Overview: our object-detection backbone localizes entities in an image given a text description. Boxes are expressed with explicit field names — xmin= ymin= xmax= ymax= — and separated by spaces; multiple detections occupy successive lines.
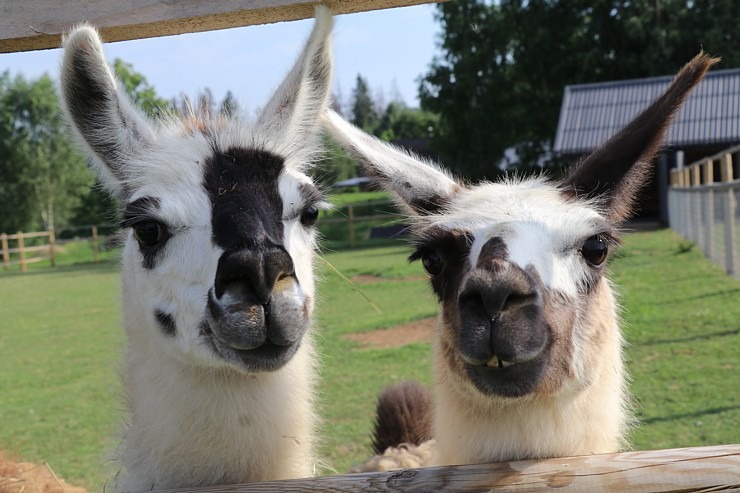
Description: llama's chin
xmin=199 ymin=321 xmax=304 ymax=372
xmin=463 ymin=353 xmax=548 ymax=398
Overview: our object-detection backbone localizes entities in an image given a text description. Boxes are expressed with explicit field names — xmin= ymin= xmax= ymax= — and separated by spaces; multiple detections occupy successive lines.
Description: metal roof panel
xmin=554 ymin=68 xmax=740 ymax=153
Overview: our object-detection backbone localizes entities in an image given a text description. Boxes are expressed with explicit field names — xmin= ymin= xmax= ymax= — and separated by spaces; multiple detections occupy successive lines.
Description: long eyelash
xmin=409 ymin=228 xmax=472 ymax=263
xmin=282 ymin=200 xmax=331 ymax=222
xmin=408 ymin=246 xmax=425 ymax=263
xmin=600 ymin=232 xmax=621 ymax=247
xmin=121 ymin=197 xmax=161 ymax=228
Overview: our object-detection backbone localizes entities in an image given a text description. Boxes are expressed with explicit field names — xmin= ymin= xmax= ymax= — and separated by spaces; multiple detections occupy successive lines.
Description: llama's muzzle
xmin=456 ymin=261 xmax=550 ymax=396
xmin=203 ymin=245 xmax=310 ymax=371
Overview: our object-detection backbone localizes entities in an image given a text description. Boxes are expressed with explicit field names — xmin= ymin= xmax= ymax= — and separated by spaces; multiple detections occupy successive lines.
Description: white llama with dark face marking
xmin=60 ymin=8 xmax=333 ymax=491
xmin=324 ymin=53 xmax=715 ymax=468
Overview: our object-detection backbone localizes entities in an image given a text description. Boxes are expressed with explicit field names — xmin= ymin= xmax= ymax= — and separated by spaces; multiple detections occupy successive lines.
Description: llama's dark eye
xmin=581 ymin=235 xmax=608 ymax=266
xmin=133 ymin=221 xmax=168 ymax=247
xmin=421 ymin=250 xmax=444 ymax=277
xmin=300 ymin=205 xmax=319 ymax=227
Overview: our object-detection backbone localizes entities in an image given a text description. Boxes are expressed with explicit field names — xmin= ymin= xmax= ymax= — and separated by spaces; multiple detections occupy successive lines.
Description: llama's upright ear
xmin=60 ymin=24 xmax=154 ymax=199
xmin=256 ymin=6 xmax=334 ymax=149
xmin=322 ymin=109 xmax=461 ymax=216
xmin=563 ymin=52 xmax=718 ymax=224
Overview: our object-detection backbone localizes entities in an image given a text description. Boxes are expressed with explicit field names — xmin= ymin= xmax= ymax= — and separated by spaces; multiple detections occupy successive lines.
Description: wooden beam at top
xmin=0 ymin=0 xmax=445 ymax=54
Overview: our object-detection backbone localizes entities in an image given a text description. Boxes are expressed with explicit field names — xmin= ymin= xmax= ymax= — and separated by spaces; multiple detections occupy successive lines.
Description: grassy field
xmin=0 ymin=228 xmax=738 ymax=489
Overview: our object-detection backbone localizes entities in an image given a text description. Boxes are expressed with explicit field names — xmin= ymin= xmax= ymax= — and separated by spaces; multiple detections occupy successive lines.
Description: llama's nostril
xmin=214 ymin=245 xmax=295 ymax=304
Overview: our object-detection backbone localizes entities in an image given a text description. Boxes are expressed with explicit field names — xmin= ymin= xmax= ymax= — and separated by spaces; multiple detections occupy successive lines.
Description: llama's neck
xmin=116 ymin=332 xmax=316 ymax=491
xmin=432 ymin=289 xmax=628 ymax=465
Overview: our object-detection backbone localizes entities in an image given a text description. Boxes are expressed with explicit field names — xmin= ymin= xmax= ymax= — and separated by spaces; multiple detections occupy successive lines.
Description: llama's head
xmin=324 ymin=54 xmax=715 ymax=400
xmin=60 ymin=8 xmax=333 ymax=373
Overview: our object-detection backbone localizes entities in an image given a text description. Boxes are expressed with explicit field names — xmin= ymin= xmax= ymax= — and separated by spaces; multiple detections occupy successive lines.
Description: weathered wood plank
xmin=149 ymin=444 xmax=740 ymax=493
xmin=0 ymin=0 xmax=444 ymax=54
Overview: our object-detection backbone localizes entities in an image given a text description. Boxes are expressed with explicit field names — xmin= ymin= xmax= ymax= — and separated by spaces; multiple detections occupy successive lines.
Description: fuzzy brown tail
xmin=371 ymin=380 xmax=433 ymax=454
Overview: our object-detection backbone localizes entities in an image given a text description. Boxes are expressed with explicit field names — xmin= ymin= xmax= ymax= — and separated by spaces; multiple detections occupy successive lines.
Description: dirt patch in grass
xmin=343 ymin=317 xmax=435 ymax=349
xmin=0 ymin=453 xmax=87 ymax=493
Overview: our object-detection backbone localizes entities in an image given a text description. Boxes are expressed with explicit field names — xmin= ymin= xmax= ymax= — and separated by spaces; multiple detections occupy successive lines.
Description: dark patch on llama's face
xmin=423 ymin=234 xmax=557 ymax=398
xmin=203 ymin=147 xmax=285 ymax=250
xmin=155 ymin=310 xmax=177 ymax=336
xmin=121 ymin=196 xmax=170 ymax=270
xmin=409 ymin=227 xmax=472 ymax=301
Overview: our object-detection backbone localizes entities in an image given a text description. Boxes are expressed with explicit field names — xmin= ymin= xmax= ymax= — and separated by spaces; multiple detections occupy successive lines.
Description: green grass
xmin=611 ymin=229 xmax=740 ymax=450
xmin=0 ymin=229 xmax=738 ymax=489
xmin=327 ymin=191 xmax=391 ymax=207
xmin=314 ymin=246 xmax=436 ymax=474
xmin=0 ymin=261 xmax=123 ymax=489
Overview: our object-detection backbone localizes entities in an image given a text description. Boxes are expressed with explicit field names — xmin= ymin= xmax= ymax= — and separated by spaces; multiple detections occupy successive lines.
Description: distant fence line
xmin=0 ymin=201 xmax=400 ymax=273
xmin=320 ymin=199 xmax=401 ymax=248
xmin=0 ymin=224 xmax=112 ymax=272
xmin=668 ymin=145 xmax=739 ymax=278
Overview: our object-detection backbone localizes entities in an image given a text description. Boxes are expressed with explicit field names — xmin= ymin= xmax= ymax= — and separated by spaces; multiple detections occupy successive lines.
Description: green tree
xmin=376 ymin=102 xmax=440 ymax=141
xmin=113 ymin=59 xmax=172 ymax=118
xmin=219 ymin=90 xmax=239 ymax=117
xmin=420 ymin=0 xmax=740 ymax=179
xmin=350 ymin=75 xmax=379 ymax=132
xmin=0 ymin=72 xmax=92 ymax=233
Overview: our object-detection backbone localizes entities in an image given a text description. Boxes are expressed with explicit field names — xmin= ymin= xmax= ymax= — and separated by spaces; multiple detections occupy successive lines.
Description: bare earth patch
xmin=343 ymin=317 xmax=435 ymax=349
xmin=0 ymin=453 xmax=87 ymax=493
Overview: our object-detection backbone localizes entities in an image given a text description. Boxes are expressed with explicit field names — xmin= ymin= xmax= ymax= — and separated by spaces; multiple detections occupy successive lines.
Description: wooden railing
xmin=320 ymin=199 xmax=402 ymax=248
xmin=669 ymin=146 xmax=739 ymax=278
xmin=0 ymin=230 xmax=56 ymax=272
xmin=149 ymin=444 xmax=740 ymax=493
xmin=1 ymin=225 xmax=109 ymax=272
xmin=0 ymin=0 xmax=445 ymax=54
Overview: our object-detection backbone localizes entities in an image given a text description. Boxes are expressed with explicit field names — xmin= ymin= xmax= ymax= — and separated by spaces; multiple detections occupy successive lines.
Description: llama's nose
xmin=214 ymin=245 xmax=295 ymax=304
xmin=458 ymin=262 xmax=545 ymax=365
xmin=460 ymin=263 xmax=538 ymax=320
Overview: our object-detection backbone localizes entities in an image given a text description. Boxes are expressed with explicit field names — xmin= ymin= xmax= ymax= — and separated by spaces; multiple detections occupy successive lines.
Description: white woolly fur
xmin=60 ymin=6 xmax=333 ymax=491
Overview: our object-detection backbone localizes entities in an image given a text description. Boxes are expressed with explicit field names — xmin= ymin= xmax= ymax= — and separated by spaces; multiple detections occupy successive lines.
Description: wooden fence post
xmin=92 ymin=225 xmax=100 ymax=263
xmin=720 ymin=153 xmax=736 ymax=276
xmin=348 ymin=205 xmax=356 ymax=249
xmin=17 ymin=231 xmax=26 ymax=273
xmin=702 ymin=160 xmax=714 ymax=259
xmin=1 ymin=233 xmax=9 ymax=271
xmin=48 ymin=228 xmax=56 ymax=267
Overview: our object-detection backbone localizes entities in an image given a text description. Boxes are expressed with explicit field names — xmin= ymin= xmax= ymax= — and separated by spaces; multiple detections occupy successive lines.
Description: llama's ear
xmin=563 ymin=52 xmax=718 ymax=224
xmin=60 ymin=24 xmax=154 ymax=199
xmin=322 ymin=109 xmax=461 ymax=216
xmin=256 ymin=6 xmax=334 ymax=148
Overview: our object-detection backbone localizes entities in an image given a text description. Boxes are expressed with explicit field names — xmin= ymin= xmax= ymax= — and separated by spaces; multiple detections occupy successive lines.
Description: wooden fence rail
xmin=0 ymin=0 xmax=445 ymax=54
xmin=669 ymin=147 xmax=739 ymax=278
xmin=321 ymin=200 xmax=402 ymax=248
xmin=1 ymin=225 xmax=108 ymax=272
xmin=0 ymin=230 xmax=55 ymax=272
xmin=149 ymin=444 xmax=740 ymax=493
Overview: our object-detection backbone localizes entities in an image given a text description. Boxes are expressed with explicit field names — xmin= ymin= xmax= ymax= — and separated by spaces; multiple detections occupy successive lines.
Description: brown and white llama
xmin=60 ymin=8 xmax=333 ymax=491
xmin=324 ymin=53 xmax=716 ymax=469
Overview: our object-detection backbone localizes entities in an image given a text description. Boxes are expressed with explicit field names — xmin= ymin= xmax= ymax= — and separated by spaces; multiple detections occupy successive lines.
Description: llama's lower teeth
xmin=486 ymin=358 xmax=515 ymax=368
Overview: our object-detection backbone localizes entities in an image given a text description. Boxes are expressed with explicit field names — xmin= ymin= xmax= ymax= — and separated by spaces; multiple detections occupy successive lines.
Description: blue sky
xmin=0 ymin=4 xmax=441 ymax=112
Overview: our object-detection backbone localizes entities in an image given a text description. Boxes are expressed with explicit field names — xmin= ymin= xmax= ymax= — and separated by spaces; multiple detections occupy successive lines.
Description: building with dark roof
xmin=554 ymin=68 xmax=740 ymax=221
